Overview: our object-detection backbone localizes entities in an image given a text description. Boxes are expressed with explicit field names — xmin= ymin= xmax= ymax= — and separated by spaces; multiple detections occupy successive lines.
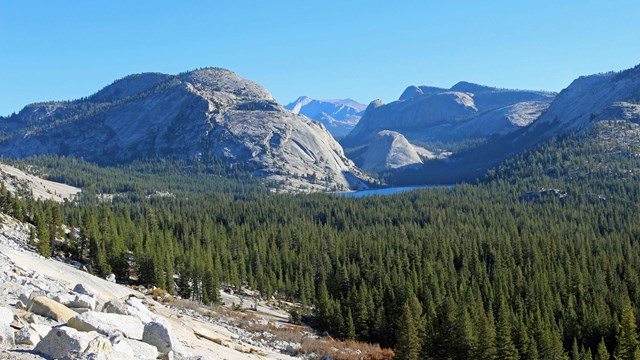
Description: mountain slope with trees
xmin=3 ymin=118 xmax=640 ymax=358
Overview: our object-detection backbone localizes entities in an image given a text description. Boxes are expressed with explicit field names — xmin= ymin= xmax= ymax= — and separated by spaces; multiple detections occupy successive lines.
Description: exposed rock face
xmin=530 ymin=64 xmax=640 ymax=134
xmin=360 ymin=131 xmax=431 ymax=171
xmin=387 ymin=64 xmax=640 ymax=185
xmin=285 ymin=96 xmax=366 ymax=138
xmin=0 ymin=163 xmax=81 ymax=203
xmin=0 ymin=68 xmax=369 ymax=192
xmin=398 ymin=85 xmax=448 ymax=100
xmin=343 ymin=82 xmax=555 ymax=148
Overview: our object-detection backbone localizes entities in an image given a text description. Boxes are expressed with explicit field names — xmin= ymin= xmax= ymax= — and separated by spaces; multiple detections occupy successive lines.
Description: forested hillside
xmin=2 ymin=121 xmax=640 ymax=359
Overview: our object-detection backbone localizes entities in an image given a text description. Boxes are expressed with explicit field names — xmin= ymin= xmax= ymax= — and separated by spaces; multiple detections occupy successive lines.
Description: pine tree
xmin=472 ymin=310 xmax=497 ymax=360
xmin=571 ymin=338 xmax=580 ymax=360
xmin=176 ymin=262 xmax=192 ymax=300
xmin=315 ymin=279 xmax=332 ymax=332
xmin=596 ymin=337 xmax=610 ymax=360
xmin=616 ymin=298 xmax=640 ymax=360
xmin=35 ymin=211 xmax=51 ymax=258
xmin=395 ymin=303 xmax=420 ymax=360
xmin=496 ymin=301 xmax=518 ymax=360
xmin=28 ymin=227 xmax=36 ymax=246
xmin=526 ymin=337 xmax=539 ymax=360
xmin=345 ymin=308 xmax=356 ymax=340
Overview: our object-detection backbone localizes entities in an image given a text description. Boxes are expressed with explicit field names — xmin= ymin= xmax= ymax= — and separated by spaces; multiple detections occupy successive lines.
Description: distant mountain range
xmin=383 ymin=64 xmax=640 ymax=185
xmin=342 ymin=82 xmax=556 ymax=148
xmin=2 ymin=63 xmax=639 ymax=190
xmin=0 ymin=68 xmax=370 ymax=192
xmin=285 ymin=97 xmax=366 ymax=138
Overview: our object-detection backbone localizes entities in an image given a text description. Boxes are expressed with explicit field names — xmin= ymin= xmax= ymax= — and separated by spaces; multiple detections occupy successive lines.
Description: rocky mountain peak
xmin=360 ymin=130 xmax=423 ymax=171
xmin=343 ymin=81 xmax=555 ymax=149
xmin=0 ymin=68 xmax=371 ymax=192
xmin=531 ymin=63 xmax=640 ymax=133
xmin=449 ymin=81 xmax=497 ymax=93
xmin=366 ymin=99 xmax=385 ymax=110
xmin=398 ymin=85 xmax=448 ymax=101
xmin=179 ymin=68 xmax=274 ymax=102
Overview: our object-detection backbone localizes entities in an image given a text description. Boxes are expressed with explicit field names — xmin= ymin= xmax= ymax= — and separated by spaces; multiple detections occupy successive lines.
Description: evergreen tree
xmin=571 ymin=338 xmax=580 ymax=360
xmin=496 ymin=301 xmax=518 ymax=360
xmin=472 ymin=310 xmax=497 ymax=360
xmin=395 ymin=303 xmax=420 ymax=360
xmin=35 ymin=211 xmax=51 ymax=257
xmin=314 ymin=279 xmax=332 ymax=332
xmin=596 ymin=337 xmax=609 ymax=360
xmin=345 ymin=308 xmax=356 ymax=340
xmin=616 ymin=299 xmax=640 ymax=360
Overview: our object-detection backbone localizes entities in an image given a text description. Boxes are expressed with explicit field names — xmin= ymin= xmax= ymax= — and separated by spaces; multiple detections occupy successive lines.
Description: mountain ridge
xmin=0 ymin=68 xmax=370 ymax=192
xmin=342 ymin=82 xmax=555 ymax=148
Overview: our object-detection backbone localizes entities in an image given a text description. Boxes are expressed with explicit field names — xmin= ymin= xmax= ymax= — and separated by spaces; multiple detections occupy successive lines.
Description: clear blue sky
xmin=1 ymin=1 xmax=639 ymax=116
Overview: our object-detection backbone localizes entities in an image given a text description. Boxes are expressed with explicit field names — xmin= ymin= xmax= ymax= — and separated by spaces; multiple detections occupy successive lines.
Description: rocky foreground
xmin=0 ymin=213 xmax=298 ymax=360
xmin=0 ymin=213 xmax=391 ymax=360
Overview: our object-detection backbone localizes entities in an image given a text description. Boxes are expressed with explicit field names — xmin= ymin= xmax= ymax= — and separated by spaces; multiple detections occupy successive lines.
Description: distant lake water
xmin=341 ymin=185 xmax=453 ymax=198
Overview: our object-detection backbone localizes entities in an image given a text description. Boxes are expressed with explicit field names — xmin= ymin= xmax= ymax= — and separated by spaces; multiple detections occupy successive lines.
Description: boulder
xmin=52 ymin=292 xmax=76 ymax=306
xmin=83 ymin=336 xmax=113 ymax=355
xmin=80 ymin=336 xmax=136 ymax=360
xmin=0 ymin=323 xmax=15 ymax=347
xmin=124 ymin=338 xmax=159 ymax=359
xmin=73 ymin=294 xmax=97 ymax=310
xmin=142 ymin=320 xmax=179 ymax=355
xmin=106 ymin=274 xmax=116 ymax=283
xmin=0 ymin=306 xmax=13 ymax=327
xmin=30 ymin=296 xmax=78 ymax=322
xmin=124 ymin=297 xmax=156 ymax=324
xmin=68 ymin=311 xmax=144 ymax=340
xmin=109 ymin=334 xmax=135 ymax=357
xmin=103 ymin=299 xmax=127 ymax=315
xmin=16 ymin=287 xmax=45 ymax=308
xmin=15 ymin=325 xmax=41 ymax=345
xmin=34 ymin=326 xmax=97 ymax=359
xmin=54 ymin=292 xmax=97 ymax=310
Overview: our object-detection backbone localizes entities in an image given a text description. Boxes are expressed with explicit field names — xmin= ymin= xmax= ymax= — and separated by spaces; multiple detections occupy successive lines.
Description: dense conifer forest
xmin=2 ymin=123 xmax=640 ymax=359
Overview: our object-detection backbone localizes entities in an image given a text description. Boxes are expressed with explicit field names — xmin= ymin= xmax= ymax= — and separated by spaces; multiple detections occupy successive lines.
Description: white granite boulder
xmin=68 ymin=311 xmax=144 ymax=340
xmin=142 ymin=320 xmax=179 ymax=356
xmin=34 ymin=326 xmax=98 ymax=359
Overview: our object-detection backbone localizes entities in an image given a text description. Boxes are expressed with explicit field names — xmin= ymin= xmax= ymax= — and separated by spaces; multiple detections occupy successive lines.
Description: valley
xmin=0 ymin=62 xmax=640 ymax=359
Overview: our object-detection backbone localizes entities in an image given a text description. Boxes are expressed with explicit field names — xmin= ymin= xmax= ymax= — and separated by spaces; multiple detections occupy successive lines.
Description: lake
xmin=341 ymin=185 xmax=452 ymax=198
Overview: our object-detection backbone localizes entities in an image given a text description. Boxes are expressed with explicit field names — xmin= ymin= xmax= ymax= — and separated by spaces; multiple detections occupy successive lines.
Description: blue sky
xmin=1 ymin=1 xmax=639 ymax=116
